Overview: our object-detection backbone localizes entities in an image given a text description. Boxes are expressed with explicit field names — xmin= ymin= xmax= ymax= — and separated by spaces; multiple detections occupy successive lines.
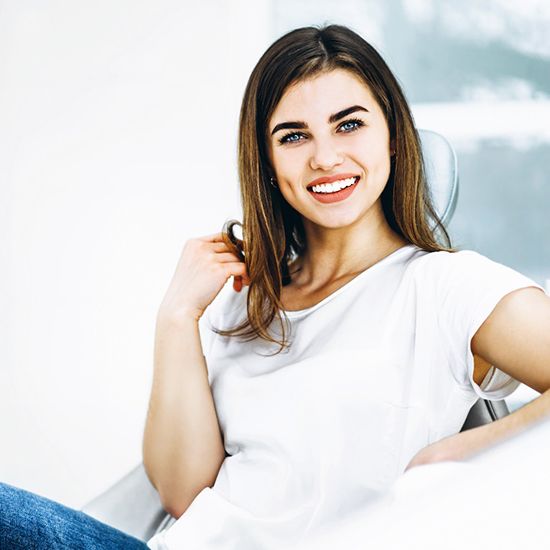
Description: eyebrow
xmin=270 ymin=105 xmax=369 ymax=136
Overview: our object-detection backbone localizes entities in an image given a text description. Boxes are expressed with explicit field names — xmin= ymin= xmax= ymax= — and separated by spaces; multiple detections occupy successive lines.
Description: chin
xmin=311 ymin=215 xmax=361 ymax=230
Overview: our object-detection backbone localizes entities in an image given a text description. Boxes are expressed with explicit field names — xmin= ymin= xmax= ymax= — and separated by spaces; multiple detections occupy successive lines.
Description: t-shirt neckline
xmin=280 ymin=244 xmax=418 ymax=318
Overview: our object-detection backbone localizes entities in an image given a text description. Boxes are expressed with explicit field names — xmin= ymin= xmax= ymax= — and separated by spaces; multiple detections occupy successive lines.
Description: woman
xmin=144 ymin=23 xmax=550 ymax=550
xmin=2 ymin=23 xmax=549 ymax=550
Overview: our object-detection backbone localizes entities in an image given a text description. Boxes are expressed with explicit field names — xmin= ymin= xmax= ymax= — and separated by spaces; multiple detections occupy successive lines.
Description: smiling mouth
xmin=307 ymin=176 xmax=360 ymax=194
xmin=306 ymin=176 xmax=361 ymax=204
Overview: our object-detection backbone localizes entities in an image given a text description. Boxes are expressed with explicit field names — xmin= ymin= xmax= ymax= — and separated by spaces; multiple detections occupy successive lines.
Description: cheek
xmin=273 ymin=146 xmax=303 ymax=167
xmin=373 ymin=154 xmax=392 ymax=184
xmin=279 ymin=181 xmax=304 ymax=206
xmin=355 ymin=143 xmax=390 ymax=172
xmin=354 ymin=146 xmax=391 ymax=191
xmin=270 ymin=148 xmax=289 ymax=176
xmin=272 ymin=153 xmax=307 ymax=191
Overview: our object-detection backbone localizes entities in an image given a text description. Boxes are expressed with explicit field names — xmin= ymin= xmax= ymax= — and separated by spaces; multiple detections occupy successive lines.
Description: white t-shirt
xmin=147 ymin=244 xmax=544 ymax=550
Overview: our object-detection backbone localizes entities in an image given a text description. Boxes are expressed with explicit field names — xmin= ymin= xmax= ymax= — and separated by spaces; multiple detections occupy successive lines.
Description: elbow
xmin=159 ymin=486 xmax=200 ymax=520
xmin=158 ymin=469 xmax=223 ymax=520
xmin=145 ymin=451 xmax=226 ymax=520
xmin=157 ymin=473 xmax=216 ymax=520
xmin=141 ymin=457 xmax=188 ymax=518
xmin=162 ymin=499 xmax=187 ymax=520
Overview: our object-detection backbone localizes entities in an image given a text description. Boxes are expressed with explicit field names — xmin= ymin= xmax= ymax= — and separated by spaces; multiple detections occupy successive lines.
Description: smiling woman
xmin=3 ymin=21 xmax=548 ymax=550
xmin=268 ymin=70 xmax=396 ymax=233
xmin=140 ymin=25 xmax=550 ymax=550
xmin=214 ymin=25 xmax=454 ymax=353
xmin=142 ymin=23 xmax=549 ymax=550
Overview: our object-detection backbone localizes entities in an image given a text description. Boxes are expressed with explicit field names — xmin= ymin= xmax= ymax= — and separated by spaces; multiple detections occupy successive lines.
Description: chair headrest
xmin=418 ymin=129 xmax=459 ymax=226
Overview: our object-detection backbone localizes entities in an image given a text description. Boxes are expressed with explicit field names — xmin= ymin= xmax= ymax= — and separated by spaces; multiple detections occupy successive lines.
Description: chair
xmin=81 ymin=462 xmax=173 ymax=542
xmin=417 ymin=130 xmax=512 ymax=427
xmin=80 ymin=129 xmax=510 ymax=542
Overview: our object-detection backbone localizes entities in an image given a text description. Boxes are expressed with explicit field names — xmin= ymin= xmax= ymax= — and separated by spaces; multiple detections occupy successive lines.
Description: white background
xmin=1 ymin=0 xmax=271 ymax=508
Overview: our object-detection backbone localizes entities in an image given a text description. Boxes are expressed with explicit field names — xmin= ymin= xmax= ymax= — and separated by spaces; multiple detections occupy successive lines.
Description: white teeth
xmin=310 ymin=177 xmax=357 ymax=194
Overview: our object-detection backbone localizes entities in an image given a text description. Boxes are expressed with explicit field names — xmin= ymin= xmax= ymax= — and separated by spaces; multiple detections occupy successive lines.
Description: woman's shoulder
xmin=408 ymin=247 xmax=494 ymax=272
xmin=407 ymin=246 xmax=542 ymax=301
xmin=402 ymin=247 xmax=516 ymax=294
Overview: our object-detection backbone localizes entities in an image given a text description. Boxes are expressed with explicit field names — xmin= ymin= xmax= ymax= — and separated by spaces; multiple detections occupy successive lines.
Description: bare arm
xmin=142 ymin=313 xmax=225 ymax=519
xmin=406 ymin=287 xmax=550 ymax=471
xmin=141 ymin=232 xmax=249 ymax=518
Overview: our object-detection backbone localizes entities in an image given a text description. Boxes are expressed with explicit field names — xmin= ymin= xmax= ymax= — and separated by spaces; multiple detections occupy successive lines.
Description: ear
xmin=390 ymin=139 xmax=396 ymax=156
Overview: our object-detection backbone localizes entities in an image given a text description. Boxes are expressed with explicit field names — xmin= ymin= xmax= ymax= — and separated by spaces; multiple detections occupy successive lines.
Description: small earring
xmin=270 ymin=176 xmax=278 ymax=188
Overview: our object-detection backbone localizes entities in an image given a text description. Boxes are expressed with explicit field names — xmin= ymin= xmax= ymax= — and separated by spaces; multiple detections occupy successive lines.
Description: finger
xmin=215 ymin=252 xmax=246 ymax=263
xmin=198 ymin=232 xmax=225 ymax=243
xmin=233 ymin=276 xmax=243 ymax=292
xmin=210 ymin=242 xmax=245 ymax=261
xmin=210 ymin=242 xmax=233 ymax=253
xmin=224 ymin=262 xmax=249 ymax=278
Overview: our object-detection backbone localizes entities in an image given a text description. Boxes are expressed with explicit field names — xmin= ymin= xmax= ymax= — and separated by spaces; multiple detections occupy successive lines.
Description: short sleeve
xmin=432 ymin=250 xmax=545 ymax=400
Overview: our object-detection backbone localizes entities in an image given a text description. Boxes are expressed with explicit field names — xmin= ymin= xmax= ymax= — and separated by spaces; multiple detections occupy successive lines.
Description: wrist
xmin=156 ymin=307 xmax=202 ymax=327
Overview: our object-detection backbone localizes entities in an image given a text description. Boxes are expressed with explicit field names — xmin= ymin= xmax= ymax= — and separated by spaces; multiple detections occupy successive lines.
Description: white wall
xmin=0 ymin=0 xmax=271 ymax=508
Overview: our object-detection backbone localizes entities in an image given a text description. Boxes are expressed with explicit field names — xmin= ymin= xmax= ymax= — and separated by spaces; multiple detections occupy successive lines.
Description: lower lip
xmin=308 ymin=177 xmax=360 ymax=204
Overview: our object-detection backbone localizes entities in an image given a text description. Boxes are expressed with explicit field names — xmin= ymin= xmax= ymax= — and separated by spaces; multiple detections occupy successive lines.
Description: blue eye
xmin=277 ymin=118 xmax=365 ymax=145
xmin=278 ymin=132 xmax=304 ymax=145
xmin=340 ymin=118 xmax=364 ymax=132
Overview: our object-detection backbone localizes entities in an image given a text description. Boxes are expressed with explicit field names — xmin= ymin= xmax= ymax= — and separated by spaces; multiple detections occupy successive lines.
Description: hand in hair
xmin=157 ymin=232 xmax=250 ymax=323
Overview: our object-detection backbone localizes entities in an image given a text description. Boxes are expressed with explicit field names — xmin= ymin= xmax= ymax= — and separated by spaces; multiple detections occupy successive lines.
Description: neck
xmin=290 ymin=209 xmax=408 ymax=287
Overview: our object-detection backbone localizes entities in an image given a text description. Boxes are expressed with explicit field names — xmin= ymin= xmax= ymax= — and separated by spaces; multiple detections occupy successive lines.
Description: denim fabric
xmin=0 ymin=481 xmax=149 ymax=549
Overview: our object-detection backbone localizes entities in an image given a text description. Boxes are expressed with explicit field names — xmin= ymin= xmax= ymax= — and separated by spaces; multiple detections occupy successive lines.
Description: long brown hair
xmin=216 ymin=23 xmax=455 ymax=354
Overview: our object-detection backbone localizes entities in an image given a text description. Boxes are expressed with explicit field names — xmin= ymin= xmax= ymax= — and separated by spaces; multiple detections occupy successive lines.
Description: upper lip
xmin=307 ymin=173 xmax=360 ymax=189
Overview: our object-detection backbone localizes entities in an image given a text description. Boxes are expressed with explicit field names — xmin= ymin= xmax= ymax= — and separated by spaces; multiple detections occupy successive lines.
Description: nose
xmin=309 ymin=136 xmax=344 ymax=171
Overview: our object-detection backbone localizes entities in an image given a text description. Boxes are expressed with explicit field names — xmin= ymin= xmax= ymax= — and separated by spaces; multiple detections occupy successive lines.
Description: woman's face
xmin=267 ymin=68 xmax=394 ymax=231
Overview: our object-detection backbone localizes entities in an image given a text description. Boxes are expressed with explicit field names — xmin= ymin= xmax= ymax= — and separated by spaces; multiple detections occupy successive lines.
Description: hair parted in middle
xmin=216 ymin=23 xmax=455 ymax=354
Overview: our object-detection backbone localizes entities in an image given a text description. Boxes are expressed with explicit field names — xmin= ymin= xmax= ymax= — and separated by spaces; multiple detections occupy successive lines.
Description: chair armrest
xmin=460 ymin=398 xmax=510 ymax=432
xmin=80 ymin=463 xmax=172 ymax=542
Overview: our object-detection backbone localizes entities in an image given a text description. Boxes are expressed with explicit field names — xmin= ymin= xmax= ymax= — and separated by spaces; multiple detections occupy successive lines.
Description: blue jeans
xmin=0 ymin=481 xmax=149 ymax=549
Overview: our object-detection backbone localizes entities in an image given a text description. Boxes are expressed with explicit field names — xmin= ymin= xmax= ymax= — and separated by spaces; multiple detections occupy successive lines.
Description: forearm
xmin=142 ymin=314 xmax=226 ymax=518
xmin=406 ymin=389 xmax=550 ymax=471
xmin=459 ymin=388 xmax=550 ymax=458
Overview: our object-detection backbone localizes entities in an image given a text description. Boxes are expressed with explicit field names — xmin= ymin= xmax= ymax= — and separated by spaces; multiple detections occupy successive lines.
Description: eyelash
xmin=277 ymin=118 xmax=365 ymax=145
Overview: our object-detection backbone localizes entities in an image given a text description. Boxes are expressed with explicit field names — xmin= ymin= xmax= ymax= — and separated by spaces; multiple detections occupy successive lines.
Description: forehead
xmin=270 ymin=69 xmax=378 ymax=122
